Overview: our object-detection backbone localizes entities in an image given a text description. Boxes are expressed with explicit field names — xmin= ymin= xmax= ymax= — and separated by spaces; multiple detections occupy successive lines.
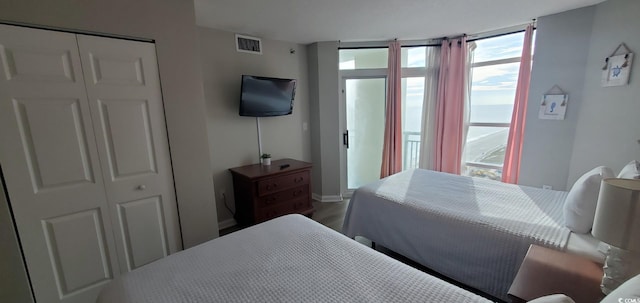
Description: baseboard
xmin=218 ymin=218 xmax=237 ymax=231
xmin=312 ymin=193 xmax=344 ymax=202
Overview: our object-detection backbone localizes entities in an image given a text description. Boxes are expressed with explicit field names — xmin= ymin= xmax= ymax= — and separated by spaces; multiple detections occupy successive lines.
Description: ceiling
xmin=194 ymin=0 xmax=605 ymax=44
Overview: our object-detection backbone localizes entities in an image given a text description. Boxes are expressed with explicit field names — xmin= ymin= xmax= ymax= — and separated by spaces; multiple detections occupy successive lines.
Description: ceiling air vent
xmin=235 ymin=34 xmax=262 ymax=55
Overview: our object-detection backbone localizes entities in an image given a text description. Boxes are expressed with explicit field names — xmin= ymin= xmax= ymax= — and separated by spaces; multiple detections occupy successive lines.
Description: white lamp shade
xmin=592 ymin=178 xmax=640 ymax=251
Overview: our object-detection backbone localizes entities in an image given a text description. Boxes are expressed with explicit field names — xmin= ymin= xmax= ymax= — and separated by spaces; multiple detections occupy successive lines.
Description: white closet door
xmin=76 ymin=35 xmax=181 ymax=272
xmin=0 ymin=25 xmax=120 ymax=303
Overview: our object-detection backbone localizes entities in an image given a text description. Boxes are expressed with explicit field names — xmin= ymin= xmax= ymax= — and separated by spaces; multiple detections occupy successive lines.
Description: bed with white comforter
xmin=342 ymin=169 xmax=581 ymax=301
xmin=98 ymin=214 xmax=490 ymax=303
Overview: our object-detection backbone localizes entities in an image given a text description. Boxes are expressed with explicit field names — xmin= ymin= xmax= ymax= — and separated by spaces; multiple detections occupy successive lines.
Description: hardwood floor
xmin=310 ymin=199 xmax=350 ymax=232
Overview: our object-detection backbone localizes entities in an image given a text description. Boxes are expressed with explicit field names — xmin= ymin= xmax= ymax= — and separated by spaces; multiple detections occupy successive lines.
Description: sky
xmin=470 ymin=32 xmax=523 ymax=111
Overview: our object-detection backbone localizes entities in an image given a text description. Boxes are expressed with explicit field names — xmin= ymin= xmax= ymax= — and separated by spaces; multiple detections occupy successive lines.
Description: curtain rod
xmin=339 ymin=38 xmax=442 ymax=49
xmin=339 ymin=43 xmax=441 ymax=50
xmin=466 ymin=21 xmax=535 ymax=42
xmin=338 ymin=22 xmax=535 ymax=49
xmin=467 ymin=28 xmax=532 ymax=42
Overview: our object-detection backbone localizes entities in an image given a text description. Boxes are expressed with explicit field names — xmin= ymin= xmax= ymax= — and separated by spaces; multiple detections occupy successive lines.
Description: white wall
xmin=519 ymin=6 xmax=596 ymax=190
xmin=522 ymin=0 xmax=640 ymax=189
xmin=198 ymin=27 xmax=311 ymax=226
xmin=307 ymin=42 xmax=343 ymax=201
xmin=0 ymin=0 xmax=218 ymax=248
xmin=567 ymin=0 xmax=640 ymax=185
xmin=307 ymin=45 xmax=323 ymax=195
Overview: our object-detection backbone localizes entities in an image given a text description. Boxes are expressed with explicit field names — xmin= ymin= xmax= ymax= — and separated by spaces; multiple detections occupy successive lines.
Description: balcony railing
xmin=403 ymin=131 xmax=421 ymax=170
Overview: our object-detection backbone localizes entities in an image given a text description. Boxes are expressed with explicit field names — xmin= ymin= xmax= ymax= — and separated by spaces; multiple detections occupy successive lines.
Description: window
xmin=339 ymin=48 xmax=388 ymax=70
xmin=400 ymin=47 xmax=429 ymax=170
xmin=464 ymin=31 xmax=534 ymax=180
xmin=401 ymin=76 xmax=424 ymax=170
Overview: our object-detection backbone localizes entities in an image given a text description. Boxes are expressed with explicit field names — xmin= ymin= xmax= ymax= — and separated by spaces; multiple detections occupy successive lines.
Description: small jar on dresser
xmin=229 ymin=158 xmax=314 ymax=225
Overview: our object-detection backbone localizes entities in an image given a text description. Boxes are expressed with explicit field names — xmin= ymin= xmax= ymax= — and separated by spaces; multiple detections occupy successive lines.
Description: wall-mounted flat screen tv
xmin=239 ymin=75 xmax=296 ymax=117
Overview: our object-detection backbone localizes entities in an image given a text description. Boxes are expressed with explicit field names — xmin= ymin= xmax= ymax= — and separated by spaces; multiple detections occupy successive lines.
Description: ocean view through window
xmin=464 ymin=30 xmax=534 ymax=180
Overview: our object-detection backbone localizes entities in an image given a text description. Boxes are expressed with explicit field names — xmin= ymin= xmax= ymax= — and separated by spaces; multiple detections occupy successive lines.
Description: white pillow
xmin=600 ymin=274 xmax=640 ymax=303
xmin=563 ymin=166 xmax=614 ymax=233
xmin=528 ymin=294 xmax=575 ymax=303
xmin=617 ymin=160 xmax=640 ymax=179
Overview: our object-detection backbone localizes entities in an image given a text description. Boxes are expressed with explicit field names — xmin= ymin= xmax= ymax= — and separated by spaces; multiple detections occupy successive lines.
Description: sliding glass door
xmin=343 ymin=77 xmax=387 ymax=190
xmin=339 ymin=46 xmax=433 ymax=195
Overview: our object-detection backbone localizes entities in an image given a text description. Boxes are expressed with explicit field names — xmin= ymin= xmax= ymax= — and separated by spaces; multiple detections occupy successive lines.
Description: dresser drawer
xmin=255 ymin=197 xmax=312 ymax=222
xmin=257 ymin=170 xmax=309 ymax=196
xmin=257 ymin=185 xmax=308 ymax=208
xmin=229 ymin=159 xmax=313 ymax=225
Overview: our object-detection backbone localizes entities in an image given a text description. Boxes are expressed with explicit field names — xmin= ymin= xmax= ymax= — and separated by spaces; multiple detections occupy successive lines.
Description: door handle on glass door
xmin=343 ymin=130 xmax=349 ymax=148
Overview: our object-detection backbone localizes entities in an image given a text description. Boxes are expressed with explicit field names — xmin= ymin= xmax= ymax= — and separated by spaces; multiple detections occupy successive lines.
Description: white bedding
xmin=98 ymin=214 xmax=490 ymax=303
xmin=342 ymin=169 xmax=574 ymax=301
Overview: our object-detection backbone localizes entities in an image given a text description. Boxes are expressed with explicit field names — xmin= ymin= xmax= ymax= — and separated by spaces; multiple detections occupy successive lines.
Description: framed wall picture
xmin=601 ymin=53 xmax=633 ymax=87
xmin=539 ymin=94 xmax=568 ymax=120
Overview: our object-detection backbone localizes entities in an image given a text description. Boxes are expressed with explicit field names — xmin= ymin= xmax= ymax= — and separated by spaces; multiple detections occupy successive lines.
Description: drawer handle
xmin=294 ymin=177 xmax=304 ymax=183
xmin=136 ymin=184 xmax=146 ymax=190
xmin=293 ymin=190 xmax=303 ymax=197
xmin=266 ymin=184 xmax=278 ymax=191
xmin=265 ymin=197 xmax=277 ymax=204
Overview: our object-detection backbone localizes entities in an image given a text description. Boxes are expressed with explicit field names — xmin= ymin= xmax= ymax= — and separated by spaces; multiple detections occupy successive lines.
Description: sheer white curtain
xmin=460 ymin=41 xmax=476 ymax=174
xmin=418 ymin=47 xmax=440 ymax=170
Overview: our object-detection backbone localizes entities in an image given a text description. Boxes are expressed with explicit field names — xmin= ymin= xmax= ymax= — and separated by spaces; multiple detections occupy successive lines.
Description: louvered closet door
xmin=0 ymin=25 xmax=120 ymax=303
xmin=77 ymin=35 xmax=181 ymax=272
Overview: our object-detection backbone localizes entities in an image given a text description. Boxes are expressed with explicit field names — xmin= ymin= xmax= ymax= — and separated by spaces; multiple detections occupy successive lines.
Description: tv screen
xmin=239 ymin=75 xmax=296 ymax=117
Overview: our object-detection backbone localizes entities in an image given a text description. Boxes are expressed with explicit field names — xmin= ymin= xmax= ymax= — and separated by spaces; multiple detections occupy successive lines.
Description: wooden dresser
xmin=229 ymin=158 xmax=313 ymax=225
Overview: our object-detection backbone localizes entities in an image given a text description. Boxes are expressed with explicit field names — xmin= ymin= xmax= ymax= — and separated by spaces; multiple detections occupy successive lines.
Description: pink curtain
xmin=380 ymin=41 xmax=402 ymax=178
xmin=433 ymin=37 xmax=468 ymax=174
xmin=502 ymin=25 xmax=534 ymax=184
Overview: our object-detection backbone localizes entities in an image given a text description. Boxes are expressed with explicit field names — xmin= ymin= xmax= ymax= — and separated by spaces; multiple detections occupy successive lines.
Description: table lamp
xmin=591 ymin=178 xmax=640 ymax=294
